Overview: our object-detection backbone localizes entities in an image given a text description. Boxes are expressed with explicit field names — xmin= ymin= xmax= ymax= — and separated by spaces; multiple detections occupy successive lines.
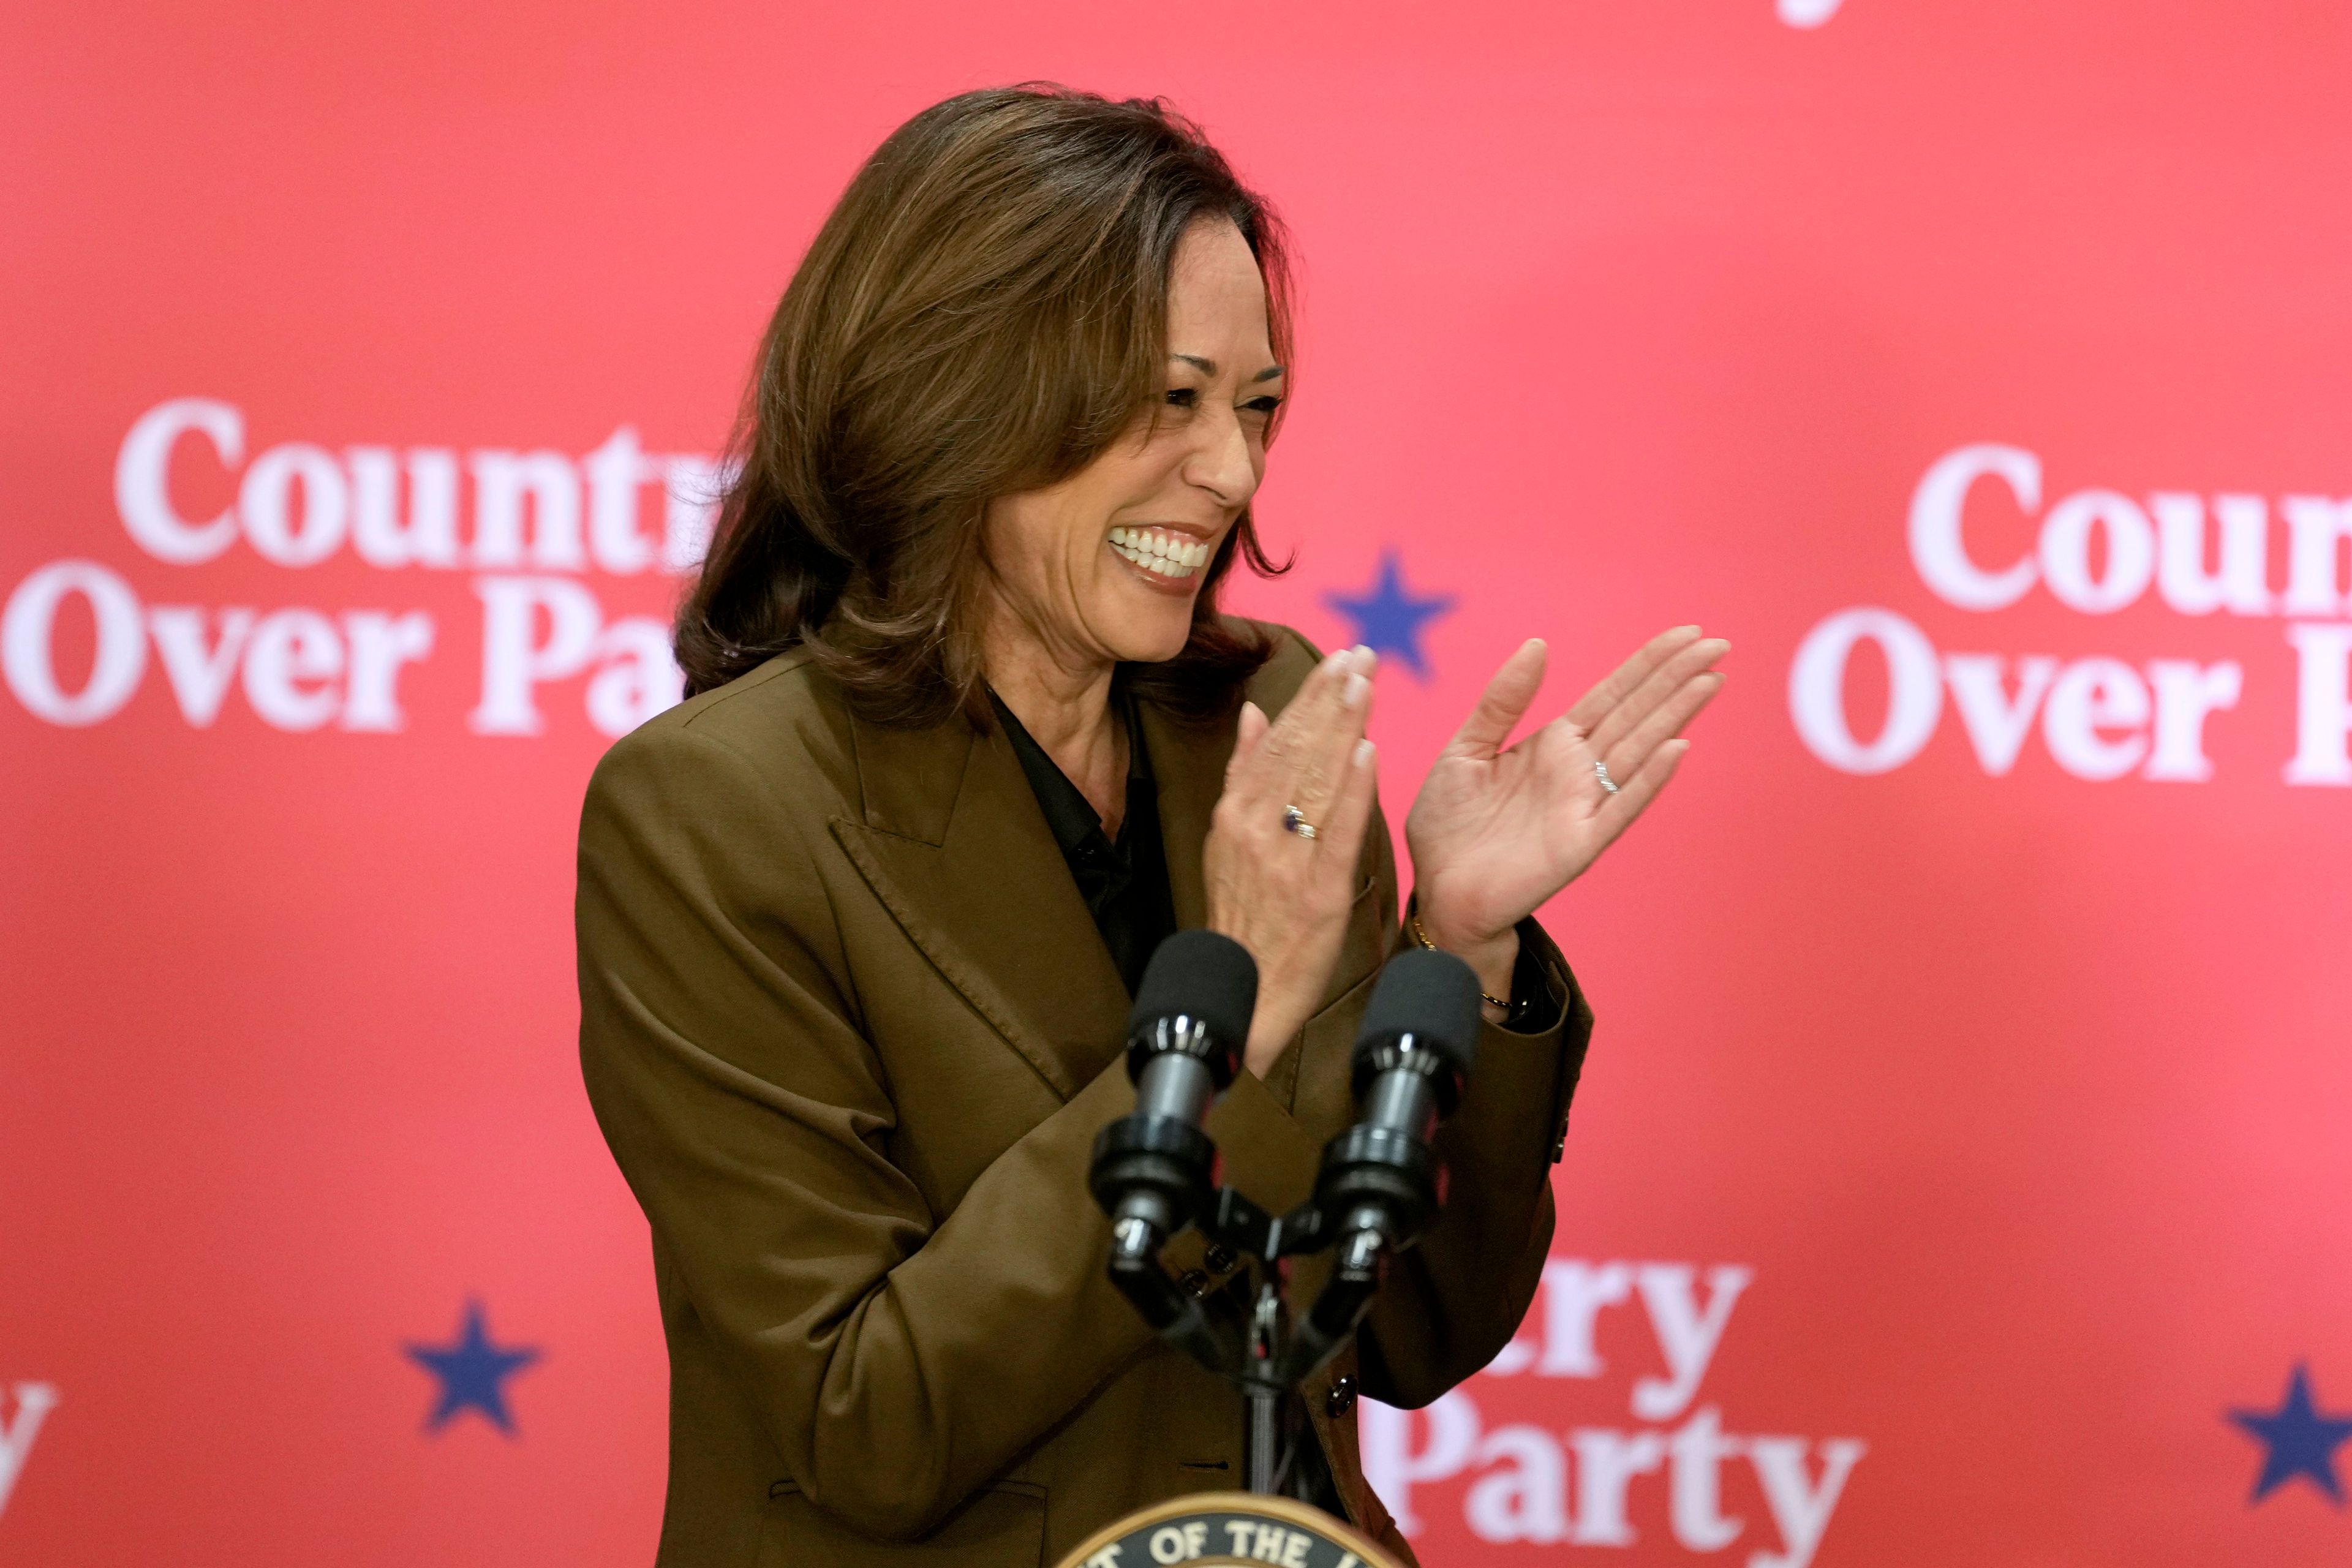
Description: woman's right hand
xmin=1204 ymin=647 xmax=1381 ymax=1077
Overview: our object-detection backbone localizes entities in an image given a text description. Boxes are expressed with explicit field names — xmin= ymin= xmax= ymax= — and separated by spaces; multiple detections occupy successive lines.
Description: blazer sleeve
xmin=1358 ymin=887 xmax=1595 ymax=1408
xmin=576 ymin=722 xmax=1155 ymax=1543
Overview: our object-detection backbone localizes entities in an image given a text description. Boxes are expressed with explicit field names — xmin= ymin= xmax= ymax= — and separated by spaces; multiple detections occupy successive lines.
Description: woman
xmin=578 ymin=85 xmax=1725 ymax=1567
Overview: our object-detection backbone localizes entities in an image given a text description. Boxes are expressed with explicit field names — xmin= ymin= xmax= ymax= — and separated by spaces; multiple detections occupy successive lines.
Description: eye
xmin=1164 ymin=388 xmax=1198 ymax=409
xmin=1242 ymin=395 xmax=1284 ymax=417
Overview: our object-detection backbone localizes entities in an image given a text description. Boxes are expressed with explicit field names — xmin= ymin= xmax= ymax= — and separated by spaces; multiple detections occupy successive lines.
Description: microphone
xmin=1088 ymin=931 xmax=1256 ymax=1367
xmin=1088 ymin=929 xmax=1256 ymax=1245
xmin=1287 ymin=947 xmax=1483 ymax=1379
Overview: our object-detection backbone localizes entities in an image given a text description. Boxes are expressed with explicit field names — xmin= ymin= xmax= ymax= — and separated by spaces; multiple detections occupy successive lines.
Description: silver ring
xmin=1594 ymin=760 xmax=1619 ymax=795
xmin=1282 ymin=804 xmax=1319 ymax=839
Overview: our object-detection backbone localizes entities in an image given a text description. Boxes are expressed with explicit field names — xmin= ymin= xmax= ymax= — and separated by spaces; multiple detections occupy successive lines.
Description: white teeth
xmin=1107 ymin=526 xmax=1206 ymax=579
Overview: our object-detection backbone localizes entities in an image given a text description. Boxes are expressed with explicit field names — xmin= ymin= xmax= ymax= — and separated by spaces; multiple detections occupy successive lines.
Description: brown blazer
xmin=576 ymin=622 xmax=1594 ymax=1567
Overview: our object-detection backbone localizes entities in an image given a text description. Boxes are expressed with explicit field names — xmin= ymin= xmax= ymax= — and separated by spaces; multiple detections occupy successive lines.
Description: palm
xmin=1406 ymin=628 xmax=1727 ymax=945
xmin=1411 ymin=720 xmax=1613 ymax=937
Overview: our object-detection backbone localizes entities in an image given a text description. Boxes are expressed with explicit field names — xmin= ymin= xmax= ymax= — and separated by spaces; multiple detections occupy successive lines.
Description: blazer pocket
xmin=1317 ymin=871 xmax=1384 ymax=1007
xmin=757 ymin=1482 xmax=1047 ymax=1567
xmin=1275 ymin=959 xmax=1387 ymax=1125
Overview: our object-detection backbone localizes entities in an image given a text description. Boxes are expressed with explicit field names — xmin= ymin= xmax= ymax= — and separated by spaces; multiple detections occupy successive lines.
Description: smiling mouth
xmin=1108 ymin=525 xmax=1212 ymax=581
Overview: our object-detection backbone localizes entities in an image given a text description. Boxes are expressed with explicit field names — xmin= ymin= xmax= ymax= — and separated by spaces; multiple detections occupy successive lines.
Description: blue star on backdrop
xmin=1323 ymin=551 xmax=1453 ymax=680
xmin=405 ymin=1300 xmax=541 ymax=1436
xmin=2229 ymin=1363 xmax=2352 ymax=1504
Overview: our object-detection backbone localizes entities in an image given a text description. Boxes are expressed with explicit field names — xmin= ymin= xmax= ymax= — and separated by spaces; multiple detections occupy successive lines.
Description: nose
xmin=1182 ymin=404 xmax=1262 ymax=511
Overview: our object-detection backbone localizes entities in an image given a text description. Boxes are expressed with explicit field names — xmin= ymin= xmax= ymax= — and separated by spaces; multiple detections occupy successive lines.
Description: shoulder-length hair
xmin=675 ymin=84 xmax=1292 ymax=725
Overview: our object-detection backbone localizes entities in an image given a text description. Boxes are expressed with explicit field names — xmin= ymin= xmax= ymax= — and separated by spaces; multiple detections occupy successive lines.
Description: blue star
xmin=405 ymin=1300 xmax=541 ymax=1436
xmin=1323 ymin=551 xmax=1454 ymax=680
xmin=2229 ymin=1364 xmax=2352 ymax=1504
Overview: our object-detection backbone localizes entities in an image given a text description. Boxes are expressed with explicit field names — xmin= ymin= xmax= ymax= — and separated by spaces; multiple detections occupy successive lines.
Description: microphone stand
xmin=1104 ymin=1175 xmax=1381 ymax=1495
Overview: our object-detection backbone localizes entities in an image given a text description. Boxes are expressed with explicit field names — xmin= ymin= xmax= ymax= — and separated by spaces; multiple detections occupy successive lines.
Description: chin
xmin=1096 ymin=582 xmax=1202 ymax=666
xmin=1110 ymin=612 xmax=1199 ymax=666
xmin=1118 ymin=633 xmax=1196 ymax=666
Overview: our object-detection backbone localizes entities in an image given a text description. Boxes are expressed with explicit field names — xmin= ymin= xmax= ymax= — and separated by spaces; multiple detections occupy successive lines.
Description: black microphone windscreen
xmin=1354 ymin=949 xmax=1483 ymax=1077
xmin=1128 ymin=930 xmax=1258 ymax=1051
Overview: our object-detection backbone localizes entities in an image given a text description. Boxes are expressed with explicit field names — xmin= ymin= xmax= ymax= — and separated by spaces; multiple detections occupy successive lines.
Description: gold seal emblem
xmin=1053 ymin=1492 xmax=1404 ymax=1568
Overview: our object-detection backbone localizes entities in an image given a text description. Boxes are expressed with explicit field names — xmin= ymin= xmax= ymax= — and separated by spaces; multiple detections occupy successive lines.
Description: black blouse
xmin=992 ymin=689 xmax=1175 ymax=999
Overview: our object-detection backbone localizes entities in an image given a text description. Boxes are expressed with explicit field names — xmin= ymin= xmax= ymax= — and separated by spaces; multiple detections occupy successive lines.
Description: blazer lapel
xmin=831 ymin=710 xmax=1132 ymax=1101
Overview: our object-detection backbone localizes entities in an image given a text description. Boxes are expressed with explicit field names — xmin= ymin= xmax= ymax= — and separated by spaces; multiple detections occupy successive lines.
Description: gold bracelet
xmin=1408 ymin=910 xmax=1510 ymax=1012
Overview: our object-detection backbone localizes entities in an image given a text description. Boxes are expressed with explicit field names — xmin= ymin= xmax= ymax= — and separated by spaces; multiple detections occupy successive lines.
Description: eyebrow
xmin=1172 ymin=353 xmax=1286 ymax=382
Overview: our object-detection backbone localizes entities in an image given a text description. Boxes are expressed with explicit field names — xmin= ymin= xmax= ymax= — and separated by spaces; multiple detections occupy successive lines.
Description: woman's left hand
xmin=1406 ymin=627 xmax=1728 ymax=990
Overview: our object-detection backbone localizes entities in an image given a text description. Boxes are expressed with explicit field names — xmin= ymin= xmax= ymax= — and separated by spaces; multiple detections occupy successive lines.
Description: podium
xmin=1054 ymin=1492 xmax=1403 ymax=1568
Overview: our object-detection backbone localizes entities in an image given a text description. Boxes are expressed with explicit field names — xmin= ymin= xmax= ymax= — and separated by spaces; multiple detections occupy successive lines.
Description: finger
xmin=1290 ymin=674 xmax=1372 ymax=821
xmin=1591 ymin=736 xmax=1689 ymax=842
xmin=1228 ymin=652 xmax=1349 ymax=810
xmin=1226 ymin=699 xmax=1268 ymax=782
xmin=1583 ymin=635 xmax=1728 ymax=758
xmin=1259 ymin=650 xmax=1354 ymax=758
xmin=1562 ymin=625 xmax=1706 ymax=733
xmin=1314 ymin=736 xmax=1380 ymax=884
xmin=1583 ymin=634 xmax=1725 ymax=755
xmin=1601 ymin=670 xmax=1725 ymax=783
xmin=1444 ymin=639 xmax=1547 ymax=760
xmin=1259 ymin=650 xmax=1371 ymax=818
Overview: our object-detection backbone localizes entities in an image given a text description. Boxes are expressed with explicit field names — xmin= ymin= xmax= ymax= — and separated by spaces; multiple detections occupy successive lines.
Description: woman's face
xmin=983 ymin=217 xmax=1284 ymax=676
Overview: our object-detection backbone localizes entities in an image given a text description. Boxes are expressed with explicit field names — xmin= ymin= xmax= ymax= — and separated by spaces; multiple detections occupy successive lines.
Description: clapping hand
xmin=1406 ymin=628 xmax=1728 ymax=997
xmin=1204 ymin=647 xmax=1381 ymax=1077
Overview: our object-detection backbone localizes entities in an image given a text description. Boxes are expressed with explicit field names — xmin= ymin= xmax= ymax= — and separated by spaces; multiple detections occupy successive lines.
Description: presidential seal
xmin=1053 ymin=1492 xmax=1404 ymax=1568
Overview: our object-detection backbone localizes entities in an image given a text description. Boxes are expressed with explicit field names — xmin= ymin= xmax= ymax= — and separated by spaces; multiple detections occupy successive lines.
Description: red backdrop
xmin=8 ymin=2 xmax=2351 ymax=1563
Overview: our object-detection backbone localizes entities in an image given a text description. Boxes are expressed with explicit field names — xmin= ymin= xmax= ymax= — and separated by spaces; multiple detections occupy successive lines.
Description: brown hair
xmin=675 ymin=84 xmax=1292 ymax=724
